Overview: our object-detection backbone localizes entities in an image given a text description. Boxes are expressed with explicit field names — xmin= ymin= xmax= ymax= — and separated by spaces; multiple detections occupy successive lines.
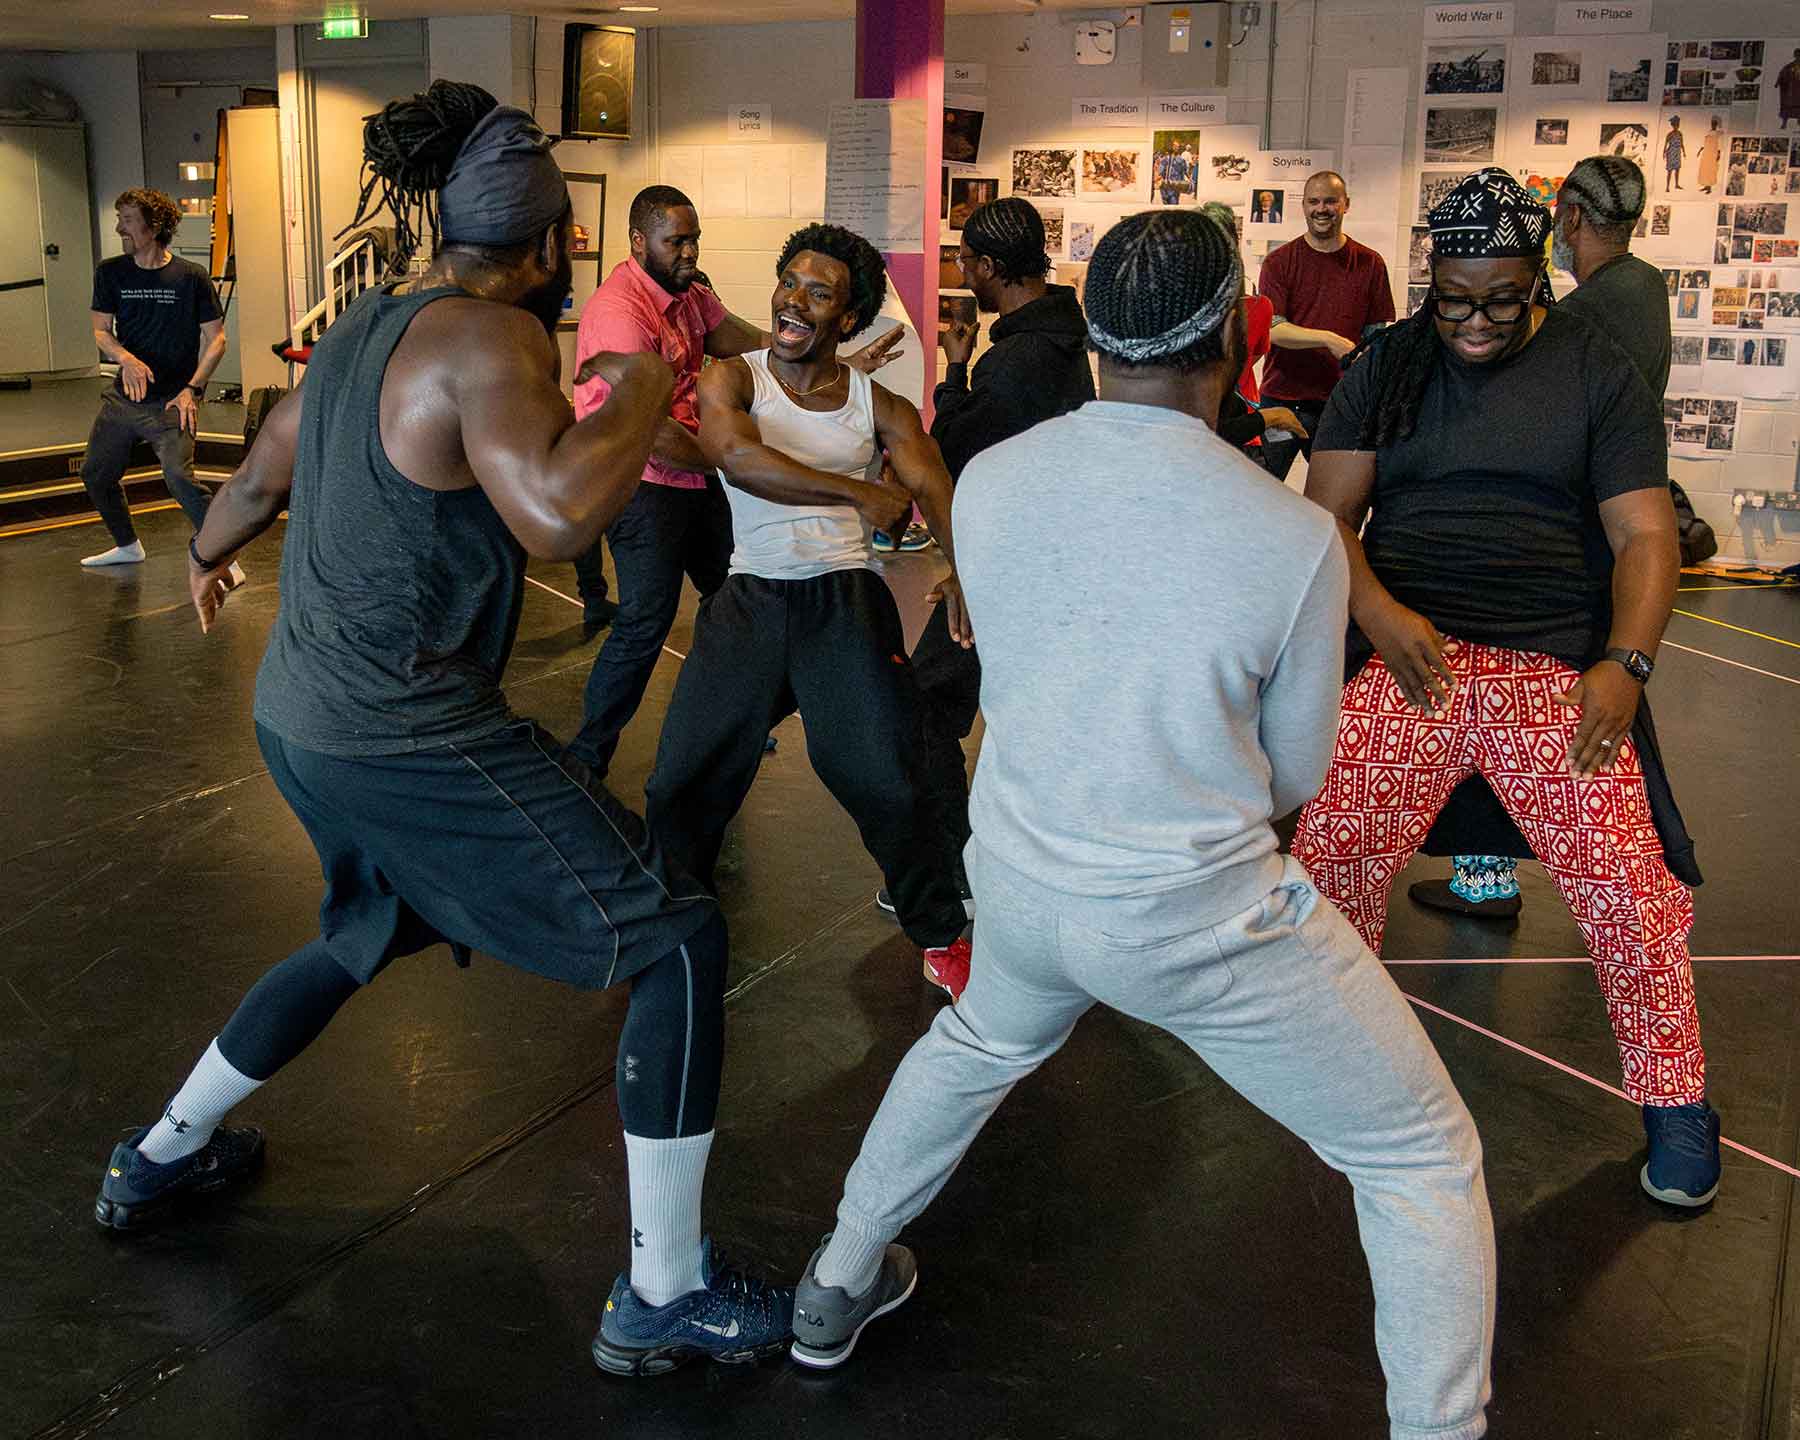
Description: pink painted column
xmin=856 ymin=0 xmax=945 ymax=414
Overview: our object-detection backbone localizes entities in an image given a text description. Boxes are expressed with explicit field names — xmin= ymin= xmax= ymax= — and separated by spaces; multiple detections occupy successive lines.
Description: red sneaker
xmin=921 ymin=936 xmax=971 ymax=1002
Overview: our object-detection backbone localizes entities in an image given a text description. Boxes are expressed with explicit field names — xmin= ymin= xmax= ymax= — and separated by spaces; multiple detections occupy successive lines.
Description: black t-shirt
xmin=91 ymin=254 xmax=222 ymax=404
xmin=1315 ymin=306 xmax=1666 ymax=665
xmin=1557 ymin=253 xmax=1671 ymax=398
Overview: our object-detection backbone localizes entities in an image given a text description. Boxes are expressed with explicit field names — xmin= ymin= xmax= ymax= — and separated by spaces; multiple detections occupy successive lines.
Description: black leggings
xmin=214 ymin=912 xmax=729 ymax=1140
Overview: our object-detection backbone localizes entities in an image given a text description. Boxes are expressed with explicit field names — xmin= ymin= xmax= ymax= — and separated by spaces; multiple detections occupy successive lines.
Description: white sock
xmin=80 ymin=540 xmax=145 ymax=568
xmin=137 ymin=1038 xmax=264 ymax=1163
xmin=624 ymin=1130 xmax=713 ymax=1306
xmin=816 ymin=1220 xmax=887 ymax=1297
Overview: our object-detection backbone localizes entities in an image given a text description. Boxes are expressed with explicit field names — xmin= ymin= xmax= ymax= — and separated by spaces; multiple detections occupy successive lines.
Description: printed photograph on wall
xmin=1407 ymin=225 xmax=1433 ymax=284
xmin=937 ymin=294 xmax=977 ymax=332
xmin=1599 ymin=121 xmax=1650 ymax=169
xmin=939 ymin=244 xmax=964 ymax=290
xmin=1151 ymin=130 xmax=1201 ymax=206
xmin=1530 ymin=51 xmax=1582 ymax=86
xmin=1069 ymin=219 xmax=1097 ymax=262
xmin=1425 ymin=44 xmax=1506 ymax=96
xmin=1419 ymin=167 xmax=1481 ymax=217
xmin=1518 ymin=172 xmax=1566 ymax=206
xmin=1651 ymin=204 xmax=1673 ymax=235
xmin=1250 ymin=187 xmax=1285 ymax=224
xmin=948 ymin=175 xmax=999 ymax=230
xmin=1535 ymin=118 xmax=1569 ymax=146
xmin=1407 ymin=283 xmax=1430 ymax=315
xmin=1424 ymin=107 xmax=1498 ymax=164
xmin=1707 ymin=336 xmax=1737 ymax=360
xmin=1010 ymin=147 xmax=1077 ymax=199
xmin=1079 ymin=147 xmax=1146 ymax=200
xmin=1210 ymin=147 xmax=1252 ymax=182
xmin=1676 ymin=289 xmax=1700 ymax=317
xmin=943 ymin=103 xmax=985 ymax=165
xmin=1734 ymin=201 xmax=1789 ymax=235
xmin=1040 ymin=205 xmax=1065 ymax=257
xmin=941 ymin=167 xmax=950 ymax=220
xmin=1672 ymin=335 xmax=1704 ymax=365
xmin=1607 ymin=60 xmax=1652 ymax=104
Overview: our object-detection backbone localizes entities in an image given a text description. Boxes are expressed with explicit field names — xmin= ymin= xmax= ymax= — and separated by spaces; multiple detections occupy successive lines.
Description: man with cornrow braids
xmin=880 ymin=196 xmax=1094 ymax=922
xmin=652 ymin=222 xmax=976 ymax=1001
xmin=787 ymin=211 xmax=1496 ymax=1440
xmin=1292 ymin=168 xmax=1721 ymax=1208
xmin=1409 ymin=154 xmax=1705 ymax=924
xmin=92 ymin=80 xmax=801 ymax=1376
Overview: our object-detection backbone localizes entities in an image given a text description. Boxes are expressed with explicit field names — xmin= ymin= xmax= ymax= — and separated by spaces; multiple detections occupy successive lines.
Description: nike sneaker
xmin=592 ymin=1238 xmax=794 ymax=1376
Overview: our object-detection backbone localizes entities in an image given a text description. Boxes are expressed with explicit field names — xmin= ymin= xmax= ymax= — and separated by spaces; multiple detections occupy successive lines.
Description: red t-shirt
xmin=1257 ymin=236 xmax=1394 ymax=405
xmin=1238 ymin=293 xmax=1273 ymax=406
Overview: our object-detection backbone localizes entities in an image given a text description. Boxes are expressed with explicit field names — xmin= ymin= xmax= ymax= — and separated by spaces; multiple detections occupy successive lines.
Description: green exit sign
xmin=317 ymin=17 xmax=368 ymax=39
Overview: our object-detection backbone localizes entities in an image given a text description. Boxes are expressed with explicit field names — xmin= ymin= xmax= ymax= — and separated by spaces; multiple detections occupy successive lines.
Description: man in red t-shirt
xmin=568 ymin=185 xmax=900 ymax=778
xmin=1256 ymin=171 xmax=1395 ymax=480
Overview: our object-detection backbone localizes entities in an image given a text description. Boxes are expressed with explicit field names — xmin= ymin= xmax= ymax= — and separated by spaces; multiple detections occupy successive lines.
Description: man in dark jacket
xmin=883 ymin=198 xmax=1095 ymax=915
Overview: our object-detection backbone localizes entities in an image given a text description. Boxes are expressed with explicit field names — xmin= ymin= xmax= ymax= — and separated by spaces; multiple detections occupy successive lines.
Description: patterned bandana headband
xmin=1426 ymin=167 xmax=1553 ymax=259
xmin=1084 ymin=223 xmax=1243 ymax=364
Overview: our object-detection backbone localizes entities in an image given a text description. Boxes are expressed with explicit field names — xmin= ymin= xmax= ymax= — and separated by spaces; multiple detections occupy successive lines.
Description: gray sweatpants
xmin=832 ymin=843 xmax=1495 ymax=1440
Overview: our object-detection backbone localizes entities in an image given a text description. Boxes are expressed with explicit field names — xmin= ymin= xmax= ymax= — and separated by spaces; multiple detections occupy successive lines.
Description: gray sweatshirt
xmin=955 ymin=399 xmax=1349 ymax=934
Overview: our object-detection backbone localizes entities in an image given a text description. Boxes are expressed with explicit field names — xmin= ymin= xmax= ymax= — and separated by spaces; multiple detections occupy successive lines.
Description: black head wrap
xmin=1427 ymin=167 xmax=1553 ymax=259
xmin=438 ymin=106 xmax=569 ymax=247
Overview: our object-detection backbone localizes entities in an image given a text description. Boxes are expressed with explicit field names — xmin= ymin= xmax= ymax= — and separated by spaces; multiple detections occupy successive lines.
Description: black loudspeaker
xmin=562 ymin=25 xmax=635 ymax=140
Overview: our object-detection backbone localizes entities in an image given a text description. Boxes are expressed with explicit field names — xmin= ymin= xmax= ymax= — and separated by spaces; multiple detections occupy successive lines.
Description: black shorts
xmin=258 ymin=719 xmax=716 ymax=988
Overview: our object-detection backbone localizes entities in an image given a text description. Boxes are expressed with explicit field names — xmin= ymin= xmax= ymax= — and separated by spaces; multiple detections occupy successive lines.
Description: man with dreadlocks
xmin=92 ymin=81 xmax=798 ymax=1376
xmin=650 ymin=222 xmax=975 ymax=1001
xmin=879 ymin=196 xmax=1094 ymax=921
xmin=1291 ymin=168 xmax=1721 ymax=1207
xmin=786 ymin=211 xmax=1495 ymax=1440
xmin=1408 ymin=154 xmax=1705 ymax=924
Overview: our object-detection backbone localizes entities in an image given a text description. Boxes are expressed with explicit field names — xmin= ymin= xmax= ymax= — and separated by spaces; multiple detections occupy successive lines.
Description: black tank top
xmin=254 ymin=284 xmax=526 ymax=755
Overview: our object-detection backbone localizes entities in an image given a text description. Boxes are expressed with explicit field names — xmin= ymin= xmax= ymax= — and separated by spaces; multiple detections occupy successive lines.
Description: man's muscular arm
xmin=458 ymin=306 xmax=673 ymax=560
xmin=696 ymin=359 xmax=911 ymax=533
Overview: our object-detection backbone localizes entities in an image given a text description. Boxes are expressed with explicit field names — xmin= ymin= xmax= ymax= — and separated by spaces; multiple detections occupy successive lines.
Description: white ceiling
xmin=1 ymin=0 xmax=1075 ymax=53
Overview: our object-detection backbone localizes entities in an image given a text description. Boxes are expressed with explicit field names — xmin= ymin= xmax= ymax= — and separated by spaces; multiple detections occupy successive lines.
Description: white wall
xmin=0 ymin=50 xmax=145 ymax=267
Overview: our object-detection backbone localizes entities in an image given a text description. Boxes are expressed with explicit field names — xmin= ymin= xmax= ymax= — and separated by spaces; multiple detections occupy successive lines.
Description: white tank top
xmin=724 ymin=350 xmax=878 ymax=580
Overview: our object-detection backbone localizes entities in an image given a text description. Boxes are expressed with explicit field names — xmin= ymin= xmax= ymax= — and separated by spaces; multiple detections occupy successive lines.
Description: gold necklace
xmin=774 ymin=362 xmax=846 ymax=397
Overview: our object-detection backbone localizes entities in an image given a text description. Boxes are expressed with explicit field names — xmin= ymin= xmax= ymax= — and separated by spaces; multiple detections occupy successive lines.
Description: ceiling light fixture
xmin=209 ymin=12 xmax=252 ymax=18
xmin=618 ymin=5 xmax=659 ymax=11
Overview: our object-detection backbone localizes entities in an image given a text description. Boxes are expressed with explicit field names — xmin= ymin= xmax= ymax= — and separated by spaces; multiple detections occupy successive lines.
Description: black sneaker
xmin=94 ymin=1124 xmax=266 ymax=1231
xmin=790 ymin=1235 xmax=917 ymax=1370
xmin=1407 ymin=879 xmax=1521 ymax=919
xmin=582 ymin=599 xmax=620 ymax=638
xmin=1641 ymin=1100 xmax=1721 ymax=1207
xmin=592 ymin=1239 xmax=794 ymax=1376
xmin=875 ymin=887 xmax=898 ymax=917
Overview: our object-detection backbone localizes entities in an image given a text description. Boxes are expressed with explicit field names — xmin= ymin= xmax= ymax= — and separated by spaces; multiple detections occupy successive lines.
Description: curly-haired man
xmin=648 ymin=223 xmax=976 ymax=1000
xmin=80 ymin=188 xmax=235 ymax=575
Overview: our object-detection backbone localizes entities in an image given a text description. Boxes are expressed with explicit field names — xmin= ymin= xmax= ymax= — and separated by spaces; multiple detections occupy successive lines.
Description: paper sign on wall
xmin=1555 ymin=2 xmax=1648 ymax=34
xmin=1424 ymin=4 xmax=1515 ymax=38
xmin=1253 ymin=149 xmax=1337 ymax=183
xmin=727 ymin=102 xmax=773 ymax=143
xmin=1072 ymin=96 xmax=1149 ymax=128
xmin=947 ymin=61 xmax=987 ymax=88
xmin=825 ymin=99 xmax=928 ymax=253
xmin=1150 ymin=93 xmax=1228 ymax=124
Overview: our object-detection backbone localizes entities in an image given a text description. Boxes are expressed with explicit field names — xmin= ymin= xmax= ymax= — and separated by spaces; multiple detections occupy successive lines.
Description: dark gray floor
xmin=3 ymin=508 xmax=1797 ymax=1440
xmin=0 ymin=376 xmax=244 ymax=454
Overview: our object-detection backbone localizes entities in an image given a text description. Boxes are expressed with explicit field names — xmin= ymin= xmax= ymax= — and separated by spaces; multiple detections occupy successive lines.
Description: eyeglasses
xmin=1429 ymin=295 xmax=1529 ymax=324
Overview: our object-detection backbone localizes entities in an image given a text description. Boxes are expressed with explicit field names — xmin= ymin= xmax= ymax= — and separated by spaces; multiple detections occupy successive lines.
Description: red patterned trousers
xmin=1292 ymin=641 xmax=1705 ymax=1106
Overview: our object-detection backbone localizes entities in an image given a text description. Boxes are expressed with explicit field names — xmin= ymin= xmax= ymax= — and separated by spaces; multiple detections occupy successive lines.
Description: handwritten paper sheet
xmin=825 ymin=99 xmax=928 ymax=253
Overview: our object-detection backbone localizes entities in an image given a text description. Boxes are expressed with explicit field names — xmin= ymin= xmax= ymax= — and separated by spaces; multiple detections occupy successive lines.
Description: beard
xmin=643 ymin=254 xmax=695 ymax=294
xmin=1550 ymin=223 xmax=1575 ymax=275
xmin=519 ymin=258 xmax=574 ymax=335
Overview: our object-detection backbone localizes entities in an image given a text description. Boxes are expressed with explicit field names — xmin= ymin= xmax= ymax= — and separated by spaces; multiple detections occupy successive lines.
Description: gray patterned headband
xmin=1086 ymin=247 xmax=1244 ymax=363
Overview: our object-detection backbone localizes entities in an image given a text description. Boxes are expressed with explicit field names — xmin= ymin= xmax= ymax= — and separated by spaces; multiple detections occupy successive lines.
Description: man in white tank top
xmin=645 ymin=224 xmax=976 ymax=1001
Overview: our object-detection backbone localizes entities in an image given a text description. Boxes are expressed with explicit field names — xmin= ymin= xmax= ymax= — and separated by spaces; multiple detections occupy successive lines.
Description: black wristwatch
xmin=1603 ymin=647 xmax=1654 ymax=683
xmin=185 ymin=383 xmax=205 ymax=397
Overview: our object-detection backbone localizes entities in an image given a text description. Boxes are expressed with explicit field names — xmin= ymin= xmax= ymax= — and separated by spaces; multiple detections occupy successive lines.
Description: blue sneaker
xmin=1641 ymin=1100 xmax=1721 ymax=1207
xmin=94 ymin=1124 xmax=266 ymax=1231
xmin=592 ymin=1239 xmax=794 ymax=1376
xmin=871 ymin=529 xmax=898 ymax=553
xmin=894 ymin=522 xmax=936 ymax=552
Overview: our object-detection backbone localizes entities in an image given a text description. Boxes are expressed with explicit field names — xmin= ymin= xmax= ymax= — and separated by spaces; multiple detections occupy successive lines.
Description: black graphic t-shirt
xmin=91 ymin=255 xmax=223 ymax=404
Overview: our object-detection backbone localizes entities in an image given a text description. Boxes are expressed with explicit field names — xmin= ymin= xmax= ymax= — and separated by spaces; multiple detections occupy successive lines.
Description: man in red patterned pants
xmin=1292 ymin=168 xmax=1720 ymax=1207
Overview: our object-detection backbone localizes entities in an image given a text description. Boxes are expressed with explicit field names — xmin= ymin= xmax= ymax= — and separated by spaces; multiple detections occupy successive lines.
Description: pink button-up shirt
xmin=573 ymin=258 xmax=728 ymax=490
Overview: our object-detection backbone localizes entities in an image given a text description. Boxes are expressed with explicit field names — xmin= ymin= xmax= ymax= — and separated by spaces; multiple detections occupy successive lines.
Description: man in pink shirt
xmin=568 ymin=185 xmax=898 ymax=777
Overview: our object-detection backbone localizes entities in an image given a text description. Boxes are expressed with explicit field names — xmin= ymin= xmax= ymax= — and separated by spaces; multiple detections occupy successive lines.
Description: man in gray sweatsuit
xmin=787 ymin=210 xmax=1497 ymax=1440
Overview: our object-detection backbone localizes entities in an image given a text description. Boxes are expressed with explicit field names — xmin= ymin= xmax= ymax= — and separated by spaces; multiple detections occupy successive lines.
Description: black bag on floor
xmin=1671 ymin=480 xmax=1717 ymax=567
xmin=242 ymin=386 xmax=287 ymax=451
